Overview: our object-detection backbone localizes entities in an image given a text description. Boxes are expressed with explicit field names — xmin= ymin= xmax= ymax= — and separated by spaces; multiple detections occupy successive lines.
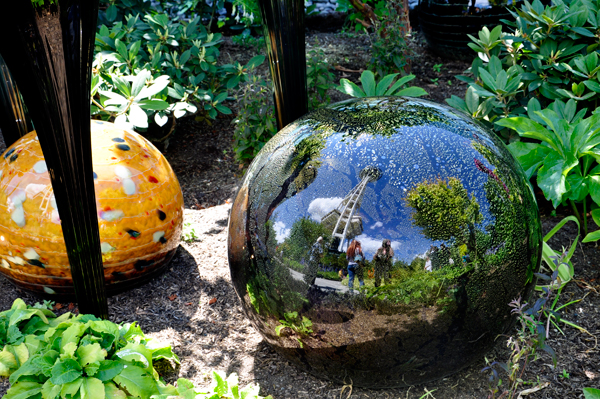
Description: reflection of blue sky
xmin=271 ymin=124 xmax=497 ymax=262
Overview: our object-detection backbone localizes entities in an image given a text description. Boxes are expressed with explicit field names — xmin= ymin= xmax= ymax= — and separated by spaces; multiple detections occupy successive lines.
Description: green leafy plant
xmin=498 ymin=99 xmax=600 ymax=233
xmin=433 ymin=63 xmax=443 ymax=73
xmin=538 ymin=216 xmax=579 ymax=290
xmin=482 ymin=272 xmax=560 ymax=399
xmin=367 ymin=0 xmax=413 ymax=77
xmin=93 ymin=13 xmax=264 ymax=140
xmin=274 ymin=312 xmax=313 ymax=348
xmin=1 ymin=298 xmax=272 ymax=399
xmin=336 ymin=70 xmax=428 ymax=98
xmin=449 ymin=0 xmax=600 ymax=141
xmin=306 ymin=42 xmax=336 ymax=111
xmin=182 ymin=222 xmax=200 ymax=243
xmin=232 ymin=74 xmax=277 ymax=162
xmin=584 ymin=387 xmax=600 ymax=399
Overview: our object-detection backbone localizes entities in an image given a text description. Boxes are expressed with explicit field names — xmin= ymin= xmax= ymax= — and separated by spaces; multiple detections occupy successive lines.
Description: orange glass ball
xmin=0 ymin=120 xmax=184 ymax=297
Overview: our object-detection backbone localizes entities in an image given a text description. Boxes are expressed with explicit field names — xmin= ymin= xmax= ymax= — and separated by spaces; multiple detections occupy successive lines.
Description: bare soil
xmin=1 ymin=25 xmax=599 ymax=399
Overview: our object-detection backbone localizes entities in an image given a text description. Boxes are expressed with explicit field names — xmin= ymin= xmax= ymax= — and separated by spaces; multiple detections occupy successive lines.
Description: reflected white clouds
xmin=274 ymin=221 xmax=291 ymax=243
xmin=355 ymin=233 xmax=401 ymax=259
xmin=307 ymin=197 xmax=343 ymax=222
xmin=370 ymin=221 xmax=383 ymax=230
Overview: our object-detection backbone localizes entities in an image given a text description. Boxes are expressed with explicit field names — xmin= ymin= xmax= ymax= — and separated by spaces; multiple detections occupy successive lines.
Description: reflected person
xmin=373 ymin=239 xmax=394 ymax=287
xmin=346 ymin=240 xmax=365 ymax=289
xmin=304 ymin=236 xmax=324 ymax=285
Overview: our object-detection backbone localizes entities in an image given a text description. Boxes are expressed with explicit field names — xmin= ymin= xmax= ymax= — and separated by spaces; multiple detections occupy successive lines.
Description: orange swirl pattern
xmin=0 ymin=120 xmax=184 ymax=296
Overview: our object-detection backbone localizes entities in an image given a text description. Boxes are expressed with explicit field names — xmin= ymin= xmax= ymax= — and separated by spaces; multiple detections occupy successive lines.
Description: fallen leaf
xmin=68 ymin=303 xmax=75 ymax=310
xmin=169 ymin=294 xmax=177 ymax=301
xmin=517 ymin=382 xmax=549 ymax=398
xmin=334 ymin=65 xmax=364 ymax=73
xmin=53 ymin=303 xmax=63 ymax=310
xmin=209 ymin=298 xmax=217 ymax=305
xmin=185 ymin=302 xmax=192 ymax=306
xmin=585 ymin=370 xmax=597 ymax=379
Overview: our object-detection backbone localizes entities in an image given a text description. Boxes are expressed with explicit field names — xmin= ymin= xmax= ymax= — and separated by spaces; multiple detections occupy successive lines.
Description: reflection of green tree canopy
xmin=281 ymin=217 xmax=332 ymax=261
xmin=405 ymin=177 xmax=482 ymax=252
xmin=307 ymin=98 xmax=449 ymax=139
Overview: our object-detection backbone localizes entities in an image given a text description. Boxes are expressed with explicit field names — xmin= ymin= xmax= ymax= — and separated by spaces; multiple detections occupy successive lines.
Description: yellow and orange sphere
xmin=0 ymin=120 xmax=183 ymax=297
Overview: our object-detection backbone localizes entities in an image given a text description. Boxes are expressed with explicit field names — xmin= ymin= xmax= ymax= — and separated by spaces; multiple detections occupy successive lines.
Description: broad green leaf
xmin=496 ymin=117 xmax=560 ymax=151
xmin=136 ymin=76 xmax=170 ymax=100
xmin=60 ymin=377 xmax=82 ymax=399
xmin=336 ymin=79 xmax=365 ymax=97
xmin=77 ymin=343 xmax=107 ymax=368
xmin=9 ymin=309 xmax=48 ymax=327
xmin=81 ymin=377 xmax=105 ymax=399
xmin=397 ymin=87 xmax=428 ymax=97
xmin=41 ymin=379 xmax=60 ymax=399
xmin=3 ymin=381 xmax=42 ymax=399
xmin=583 ymin=387 xmax=600 ymax=399
xmin=131 ymin=70 xmax=150 ymax=99
xmin=95 ymin=360 xmax=124 ymax=382
xmin=9 ymin=357 xmax=42 ymax=385
xmin=587 ymin=175 xmax=600 ymax=205
xmin=51 ymin=358 xmax=82 ymax=385
xmin=537 ymin=153 xmax=577 ymax=207
xmin=384 ymin=74 xmax=416 ymax=95
xmin=0 ymin=347 xmax=19 ymax=376
xmin=104 ymin=382 xmax=127 ymax=399
xmin=115 ymin=343 xmax=152 ymax=370
xmin=445 ymin=96 xmax=468 ymax=113
xmin=374 ymin=73 xmax=399 ymax=96
xmin=583 ymin=229 xmax=600 ymax=243
xmin=113 ymin=365 xmax=158 ymax=399
xmin=88 ymin=321 xmax=119 ymax=351
xmin=137 ymin=99 xmax=169 ymax=111
xmin=128 ymin=104 xmax=149 ymax=128
xmin=359 ymin=70 xmax=376 ymax=96
xmin=465 ymin=87 xmax=479 ymax=114
xmin=61 ymin=342 xmax=77 ymax=360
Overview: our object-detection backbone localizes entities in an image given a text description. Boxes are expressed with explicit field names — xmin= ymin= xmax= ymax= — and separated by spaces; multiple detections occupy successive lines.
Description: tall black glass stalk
xmin=0 ymin=54 xmax=32 ymax=147
xmin=257 ymin=0 xmax=308 ymax=130
xmin=0 ymin=1 xmax=107 ymax=318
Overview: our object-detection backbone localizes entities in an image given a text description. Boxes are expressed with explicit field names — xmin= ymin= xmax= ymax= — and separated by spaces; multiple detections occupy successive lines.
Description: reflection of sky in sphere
xmin=272 ymin=124 xmax=497 ymax=262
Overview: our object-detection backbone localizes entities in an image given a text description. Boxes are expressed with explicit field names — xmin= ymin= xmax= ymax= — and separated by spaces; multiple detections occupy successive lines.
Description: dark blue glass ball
xmin=228 ymin=97 xmax=542 ymax=388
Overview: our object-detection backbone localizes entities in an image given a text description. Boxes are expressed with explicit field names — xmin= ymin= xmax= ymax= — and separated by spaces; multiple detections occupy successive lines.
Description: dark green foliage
xmin=232 ymin=74 xmax=277 ymax=161
xmin=282 ymin=218 xmax=332 ymax=262
xmin=93 ymin=12 xmax=264 ymax=133
xmin=306 ymin=42 xmax=336 ymax=111
xmin=367 ymin=0 xmax=412 ymax=78
xmin=448 ymin=0 xmax=600 ymax=142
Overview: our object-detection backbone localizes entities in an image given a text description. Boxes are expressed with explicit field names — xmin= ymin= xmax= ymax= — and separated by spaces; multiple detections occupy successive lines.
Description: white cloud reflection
xmin=354 ymin=234 xmax=401 ymax=259
xmin=307 ymin=197 xmax=343 ymax=222
xmin=274 ymin=221 xmax=291 ymax=243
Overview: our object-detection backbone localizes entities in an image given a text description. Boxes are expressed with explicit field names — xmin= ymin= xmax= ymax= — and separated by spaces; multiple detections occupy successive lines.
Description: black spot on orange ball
xmin=135 ymin=259 xmax=154 ymax=271
xmin=159 ymin=237 xmax=167 ymax=244
xmin=126 ymin=229 xmax=140 ymax=238
xmin=116 ymin=144 xmax=131 ymax=151
xmin=158 ymin=210 xmax=166 ymax=221
xmin=27 ymin=259 xmax=45 ymax=268
xmin=4 ymin=148 xmax=15 ymax=159
xmin=112 ymin=138 xmax=125 ymax=143
xmin=9 ymin=154 xmax=18 ymax=163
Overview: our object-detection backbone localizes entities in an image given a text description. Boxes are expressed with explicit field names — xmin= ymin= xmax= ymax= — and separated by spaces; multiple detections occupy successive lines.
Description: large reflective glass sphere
xmin=228 ymin=97 xmax=542 ymax=388
xmin=0 ymin=120 xmax=183 ymax=297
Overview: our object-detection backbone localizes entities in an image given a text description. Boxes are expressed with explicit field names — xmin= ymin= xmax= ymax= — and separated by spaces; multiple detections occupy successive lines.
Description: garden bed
xmin=0 ymin=27 xmax=599 ymax=399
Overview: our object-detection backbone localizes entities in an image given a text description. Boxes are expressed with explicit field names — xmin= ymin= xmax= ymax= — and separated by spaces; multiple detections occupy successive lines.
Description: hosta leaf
xmin=336 ymin=79 xmax=365 ymax=97
xmin=76 ymin=343 xmax=107 ymax=368
xmin=359 ymin=70 xmax=376 ymax=96
xmin=113 ymin=365 xmax=158 ymax=399
xmin=80 ymin=377 xmax=104 ymax=399
xmin=50 ymin=358 xmax=82 ymax=385
xmin=397 ymin=87 xmax=428 ymax=97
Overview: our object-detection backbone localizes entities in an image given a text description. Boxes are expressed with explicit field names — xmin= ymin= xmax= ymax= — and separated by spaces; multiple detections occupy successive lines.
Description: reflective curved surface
xmin=0 ymin=121 xmax=183 ymax=298
xmin=228 ymin=97 xmax=542 ymax=388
